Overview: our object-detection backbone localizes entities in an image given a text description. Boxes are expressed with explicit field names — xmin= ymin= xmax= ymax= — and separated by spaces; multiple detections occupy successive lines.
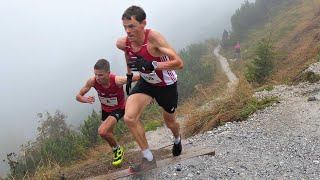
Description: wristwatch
xmin=152 ymin=61 xmax=158 ymax=70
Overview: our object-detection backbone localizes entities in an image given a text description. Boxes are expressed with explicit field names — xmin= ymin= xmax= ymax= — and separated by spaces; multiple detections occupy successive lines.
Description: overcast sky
xmin=0 ymin=0 xmax=247 ymax=176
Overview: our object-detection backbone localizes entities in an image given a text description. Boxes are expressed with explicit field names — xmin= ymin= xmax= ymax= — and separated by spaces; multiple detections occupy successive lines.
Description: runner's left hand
xmin=126 ymin=73 xmax=133 ymax=95
xmin=128 ymin=54 xmax=154 ymax=71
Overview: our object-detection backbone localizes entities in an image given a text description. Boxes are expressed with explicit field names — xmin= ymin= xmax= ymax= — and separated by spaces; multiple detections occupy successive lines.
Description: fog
xmin=0 ymin=0 xmax=246 ymax=176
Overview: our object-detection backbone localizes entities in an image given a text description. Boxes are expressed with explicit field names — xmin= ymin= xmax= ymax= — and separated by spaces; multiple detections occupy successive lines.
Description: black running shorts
xmin=130 ymin=79 xmax=178 ymax=113
xmin=101 ymin=109 xmax=125 ymax=121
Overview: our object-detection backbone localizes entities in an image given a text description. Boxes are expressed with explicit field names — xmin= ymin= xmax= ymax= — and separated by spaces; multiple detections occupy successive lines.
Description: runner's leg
xmin=124 ymin=93 xmax=153 ymax=150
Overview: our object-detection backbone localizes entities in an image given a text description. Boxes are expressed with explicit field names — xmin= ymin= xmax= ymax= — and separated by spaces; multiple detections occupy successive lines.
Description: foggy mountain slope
xmin=0 ymin=0 xmax=247 ymax=177
xmin=3 ymin=0 xmax=320 ymax=178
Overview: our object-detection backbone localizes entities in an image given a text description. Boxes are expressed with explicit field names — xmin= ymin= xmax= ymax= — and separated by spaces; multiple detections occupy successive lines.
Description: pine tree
xmin=246 ymin=39 xmax=274 ymax=83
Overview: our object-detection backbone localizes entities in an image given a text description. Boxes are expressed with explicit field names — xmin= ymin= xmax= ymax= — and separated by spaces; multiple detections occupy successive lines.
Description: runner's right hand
xmin=84 ymin=96 xmax=95 ymax=104
xmin=128 ymin=54 xmax=154 ymax=71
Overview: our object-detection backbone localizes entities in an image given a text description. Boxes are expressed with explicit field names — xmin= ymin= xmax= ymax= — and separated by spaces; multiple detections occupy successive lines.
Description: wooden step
xmin=87 ymin=146 xmax=215 ymax=180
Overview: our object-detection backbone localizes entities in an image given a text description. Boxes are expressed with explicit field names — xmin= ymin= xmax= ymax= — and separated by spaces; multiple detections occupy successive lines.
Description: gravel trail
xmin=118 ymin=48 xmax=320 ymax=180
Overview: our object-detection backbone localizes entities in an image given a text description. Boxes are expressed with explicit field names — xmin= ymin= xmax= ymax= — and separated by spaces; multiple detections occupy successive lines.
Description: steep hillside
xmin=237 ymin=0 xmax=320 ymax=83
xmin=6 ymin=1 xmax=320 ymax=179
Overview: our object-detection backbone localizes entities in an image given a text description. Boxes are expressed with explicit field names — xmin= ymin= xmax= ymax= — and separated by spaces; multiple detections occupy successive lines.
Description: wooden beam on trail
xmin=86 ymin=146 xmax=215 ymax=180
xmin=154 ymin=140 xmax=192 ymax=150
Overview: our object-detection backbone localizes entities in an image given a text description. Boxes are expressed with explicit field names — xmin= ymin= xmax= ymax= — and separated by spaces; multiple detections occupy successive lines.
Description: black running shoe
xmin=129 ymin=157 xmax=157 ymax=175
xmin=172 ymin=139 xmax=182 ymax=156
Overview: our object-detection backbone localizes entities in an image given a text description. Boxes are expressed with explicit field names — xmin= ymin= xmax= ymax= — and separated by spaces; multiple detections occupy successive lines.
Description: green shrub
xmin=80 ymin=110 xmax=102 ymax=147
xmin=7 ymin=111 xmax=87 ymax=179
xmin=265 ymin=85 xmax=274 ymax=91
xmin=294 ymin=71 xmax=320 ymax=83
xmin=240 ymin=96 xmax=279 ymax=120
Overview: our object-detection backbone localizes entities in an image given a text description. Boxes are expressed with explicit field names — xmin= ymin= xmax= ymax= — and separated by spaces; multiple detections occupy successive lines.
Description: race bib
xmin=140 ymin=72 xmax=162 ymax=84
xmin=100 ymin=97 xmax=118 ymax=107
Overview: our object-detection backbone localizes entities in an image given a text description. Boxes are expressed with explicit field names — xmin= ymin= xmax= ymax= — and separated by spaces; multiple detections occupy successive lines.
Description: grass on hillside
xmin=224 ymin=0 xmax=320 ymax=85
xmin=182 ymin=73 xmax=280 ymax=137
xmin=272 ymin=0 xmax=320 ymax=82
xmin=182 ymin=74 xmax=253 ymax=137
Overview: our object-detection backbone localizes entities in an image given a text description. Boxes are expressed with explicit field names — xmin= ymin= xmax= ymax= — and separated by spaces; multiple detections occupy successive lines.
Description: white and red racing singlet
xmin=93 ymin=73 xmax=125 ymax=112
xmin=125 ymin=29 xmax=177 ymax=86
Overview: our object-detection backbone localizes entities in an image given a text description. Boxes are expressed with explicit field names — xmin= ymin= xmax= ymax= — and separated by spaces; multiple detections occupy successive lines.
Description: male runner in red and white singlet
xmin=76 ymin=59 xmax=139 ymax=166
xmin=116 ymin=5 xmax=184 ymax=174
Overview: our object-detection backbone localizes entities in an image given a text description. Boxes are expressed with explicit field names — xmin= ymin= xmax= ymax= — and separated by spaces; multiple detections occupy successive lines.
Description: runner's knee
xmin=165 ymin=119 xmax=178 ymax=129
xmin=165 ymin=122 xmax=174 ymax=129
xmin=98 ymin=126 xmax=112 ymax=138
xmin=124 ymin=114 xmax=138 ymax=126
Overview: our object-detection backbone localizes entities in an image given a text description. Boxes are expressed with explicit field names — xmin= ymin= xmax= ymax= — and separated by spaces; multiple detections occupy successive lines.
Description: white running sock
xmin=142 ymin=148 xmax=153 ymax=161
xmin=174 ymin=136 xmax=181 ymax=144
xmin=112 ymin=145 xmax=119 ymax=151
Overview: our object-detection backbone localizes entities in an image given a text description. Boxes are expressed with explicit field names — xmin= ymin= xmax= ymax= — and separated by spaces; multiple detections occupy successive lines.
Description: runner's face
xmin=94 ymin=69 xmax=110 ymax=85
xmin=123 ymin=17 xmax=145 ymax=42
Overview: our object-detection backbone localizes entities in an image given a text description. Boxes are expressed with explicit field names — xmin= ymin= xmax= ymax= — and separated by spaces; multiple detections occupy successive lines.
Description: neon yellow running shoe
xmin=112 ymin=146 xmax=124 ymax=166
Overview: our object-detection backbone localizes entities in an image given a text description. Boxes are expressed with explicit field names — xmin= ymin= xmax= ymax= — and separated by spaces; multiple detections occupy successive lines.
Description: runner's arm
xmin=116 ymin=37 xmax=133 ymax=75
xmin=150 ymin=31 xmax=183 ymax=70
xmin=76 ymin=77 xmax=95 ymax=104
xmin=115 ymin=74 xmax=140 ymax=87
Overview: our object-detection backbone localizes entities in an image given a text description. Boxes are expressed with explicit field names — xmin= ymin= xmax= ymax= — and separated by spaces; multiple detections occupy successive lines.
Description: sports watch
xmin=152 ymin=61 xmax=158 ymax=70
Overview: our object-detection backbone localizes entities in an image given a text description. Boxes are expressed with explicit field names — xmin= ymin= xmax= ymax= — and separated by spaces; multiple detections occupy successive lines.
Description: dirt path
xmin=213 ymin=45 xmax=239 ymax=89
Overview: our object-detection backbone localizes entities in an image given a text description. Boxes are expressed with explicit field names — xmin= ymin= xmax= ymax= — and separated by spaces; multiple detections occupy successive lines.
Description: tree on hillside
xmin=221 ymin=29 xmax=229 ymax=48
xmin=80 ymin=109 xmax=101 ymax=147
xmin=36 ymin=111 xmax=84 ymax=164
xmin=230 ymin=0 xmax=283 ymax=41
xmin=230 ymin=0 xmax=298 ymax=42
xmin=4 ymin=153 xmax=18 ymax=174
xmin=246 ymin=38 xmax=275 ymax=83
xmin=231 ymin=0 xmax=257 ymax=39
xmin=7 ymin=110 xmax=86 ymax=179
xmin=36 ymin=110 xmax=69 ymax=142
